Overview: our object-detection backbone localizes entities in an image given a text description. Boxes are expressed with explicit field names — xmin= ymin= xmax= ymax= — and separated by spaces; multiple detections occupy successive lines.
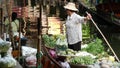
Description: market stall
xmin=42 ymin=34 xmax=120 ymax=68
xmin=1 ymin=0 xmax=120 ymax=68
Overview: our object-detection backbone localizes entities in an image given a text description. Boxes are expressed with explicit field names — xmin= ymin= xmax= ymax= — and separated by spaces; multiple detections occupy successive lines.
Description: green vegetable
xmin=42 ymin=34 xmax=67 ymax=49
xmin=42 ymin=34 xmax=56 ymax=48
xmin=70 ymin=56 xmax=95 ymax=65
xmin=82 ymin=23 xmax=90 ymax=40
xmin=82 ymin=38 xmax=108 ymax=58
xmin=0 ymin=42 xmax=10 ymax=53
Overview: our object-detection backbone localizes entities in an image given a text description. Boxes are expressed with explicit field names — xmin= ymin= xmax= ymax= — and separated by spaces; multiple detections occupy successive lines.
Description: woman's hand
xmin=86 ymin=13 xmax=92 ymax=20
xmin=84 ymin=13 xmax=92 ymax=21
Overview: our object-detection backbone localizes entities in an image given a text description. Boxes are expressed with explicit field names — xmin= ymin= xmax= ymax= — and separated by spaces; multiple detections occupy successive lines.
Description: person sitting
xmin=4 ymin=12 xmax=27 ymax=46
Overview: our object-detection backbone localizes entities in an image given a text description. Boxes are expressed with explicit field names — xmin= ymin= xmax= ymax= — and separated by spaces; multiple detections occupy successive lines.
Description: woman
xmin=64 ymin=2 xmax=91 ymax=51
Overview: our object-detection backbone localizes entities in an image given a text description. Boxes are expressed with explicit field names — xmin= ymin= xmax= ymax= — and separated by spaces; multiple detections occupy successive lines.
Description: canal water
xmin=77 ymin=0 xmax=120 ymax=60
xmin=92 ymin=14 xmax=120 ymax=60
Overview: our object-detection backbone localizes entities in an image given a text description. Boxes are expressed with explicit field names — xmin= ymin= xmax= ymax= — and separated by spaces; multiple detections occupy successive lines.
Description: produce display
xmin=70 ymin=56 xmax=95 ymax=65
xmin=0 ymin=56 xmax=17 ymax=68
xmin=0 ymin=38 xmax=16 ymax=68
xmin=42 ymin=34 xmax=120 ymax=67
xmin=57 ymin=49 xmax=76 ymax=56
xmin=82 ymin=38 xmax=108 ymax=58
xmin=0 ymin=41 xmax=11 ymax=53
xmin=57 ymin=48 xmax=96 ymax=65
xmin=42 ymin=34 xmax=56 ymax=48
xmin=42 ymin=34 xmax=67 ymax=49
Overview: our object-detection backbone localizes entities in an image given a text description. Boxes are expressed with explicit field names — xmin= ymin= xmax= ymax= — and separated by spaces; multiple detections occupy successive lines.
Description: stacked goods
xmin=0 ymin=38 xmax=16 ymax=68
xmin=0 ymin=42 xmax=10 ymax=55
xmin=42 ymin=34 xmax=56 ymax=48
xmin=25 ymin=55 xmax=36 ymax=67
xmin=0 ymin=56 xmax=16 ymax=68
xmin=42 ymin=34 xmax=120 ymax=67
xmin=42 ymin=34 xmax=67 ymax=49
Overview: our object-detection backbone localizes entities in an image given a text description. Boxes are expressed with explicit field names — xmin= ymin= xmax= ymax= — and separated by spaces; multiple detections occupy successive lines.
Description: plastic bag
xmin=22 ymin=46 xmax=37 ymax=56
xmin=49 ymin=49 xmax=57 ymax=59
xmin=25 ymin=55 xmax=36 ymax=67
xmin=0 ymin=55 xmax=17 ymax=68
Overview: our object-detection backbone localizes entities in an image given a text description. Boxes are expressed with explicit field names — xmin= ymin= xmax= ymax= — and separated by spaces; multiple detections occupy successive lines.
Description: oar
xmin=86 ymin=11 xmax=120 ymax=62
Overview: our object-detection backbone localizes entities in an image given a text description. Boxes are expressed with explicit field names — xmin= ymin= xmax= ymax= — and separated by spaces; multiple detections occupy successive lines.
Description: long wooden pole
xmin=18 ymin=0 xmax=22 ymax=58
xmin=86 ymin=12 xmax=120 ymax=62
xmin=36 ymin=0 xmax=42 ymax=68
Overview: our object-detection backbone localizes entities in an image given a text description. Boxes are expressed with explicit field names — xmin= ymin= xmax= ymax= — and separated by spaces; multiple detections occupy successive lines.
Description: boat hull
xmin=96 ymin=3 xmax=120 ymax=26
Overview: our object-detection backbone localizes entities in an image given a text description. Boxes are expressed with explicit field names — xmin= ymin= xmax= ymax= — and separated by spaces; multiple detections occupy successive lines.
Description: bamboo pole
xmin=18 ymin=16 xmax=21 ymax=58
xmin=86 ymin=12 xmax=120 ymax=62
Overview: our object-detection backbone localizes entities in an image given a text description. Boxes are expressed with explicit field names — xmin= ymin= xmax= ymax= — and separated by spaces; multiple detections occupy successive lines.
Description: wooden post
xmin=18 ymin=12 xmax=21 ymax=59
xmin=0 ymin=8 xmax=2 ymax=36
xmin=36 ymin=0 xmax=42 ymax=68
xmin=43 ymin=0 xmax=49 ymax=34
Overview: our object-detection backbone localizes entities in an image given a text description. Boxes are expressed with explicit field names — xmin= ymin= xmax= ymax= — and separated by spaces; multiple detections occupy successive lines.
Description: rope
xmin=86 ymin=11 xmax=120 ymax=62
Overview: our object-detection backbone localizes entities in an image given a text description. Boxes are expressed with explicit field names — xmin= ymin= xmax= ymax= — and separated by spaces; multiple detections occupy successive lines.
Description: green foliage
xmin=42 ymin=34 xmax=56 ymax=48
xmin=55 ymin=34 xmax=68 ymax=51
xmin=82 ymin=23 xmax=93 ymax=44
xmin=57 ymin=49 xmax=76 ymax=56
xmin=70 ymin=56 xmax=95 ymax=65
xmin=82 ymin=38 xmax=105 ymax=56
xmin=0 ymin=42 xmax=10 ymax=53
xmin=82 ymin=23 xmax=91 ymax=40
xmin=53 ymin=34 xmax=66 ymax=40
xmin=42 ymin=34 xmax=67 ymax=48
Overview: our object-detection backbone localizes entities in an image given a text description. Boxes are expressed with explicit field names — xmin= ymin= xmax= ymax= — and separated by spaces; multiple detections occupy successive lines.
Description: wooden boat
xmin=96 ymin=2 xmax=120 ymax=26
xmin=41 ymin=46 xmax=88 ymax=68
xmin=41 ymin=46 xmax=63 ymax=68
xmin=78 ymin=1 xmax=120 ymax=27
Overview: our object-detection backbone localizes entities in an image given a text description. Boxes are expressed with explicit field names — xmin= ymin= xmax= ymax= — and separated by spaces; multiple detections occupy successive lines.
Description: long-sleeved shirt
xmin=5 ymin=18 xmax=19 ymax=33
xmin=65 ymin=12 xmax=85 ymax=44
xmin=4 ymin=18 xmax=22 ymax=38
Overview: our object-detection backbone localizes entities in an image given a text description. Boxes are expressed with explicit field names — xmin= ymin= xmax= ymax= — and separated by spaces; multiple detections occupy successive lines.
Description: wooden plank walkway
xmin=26 ymin=16 xmax=63 ymax=48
